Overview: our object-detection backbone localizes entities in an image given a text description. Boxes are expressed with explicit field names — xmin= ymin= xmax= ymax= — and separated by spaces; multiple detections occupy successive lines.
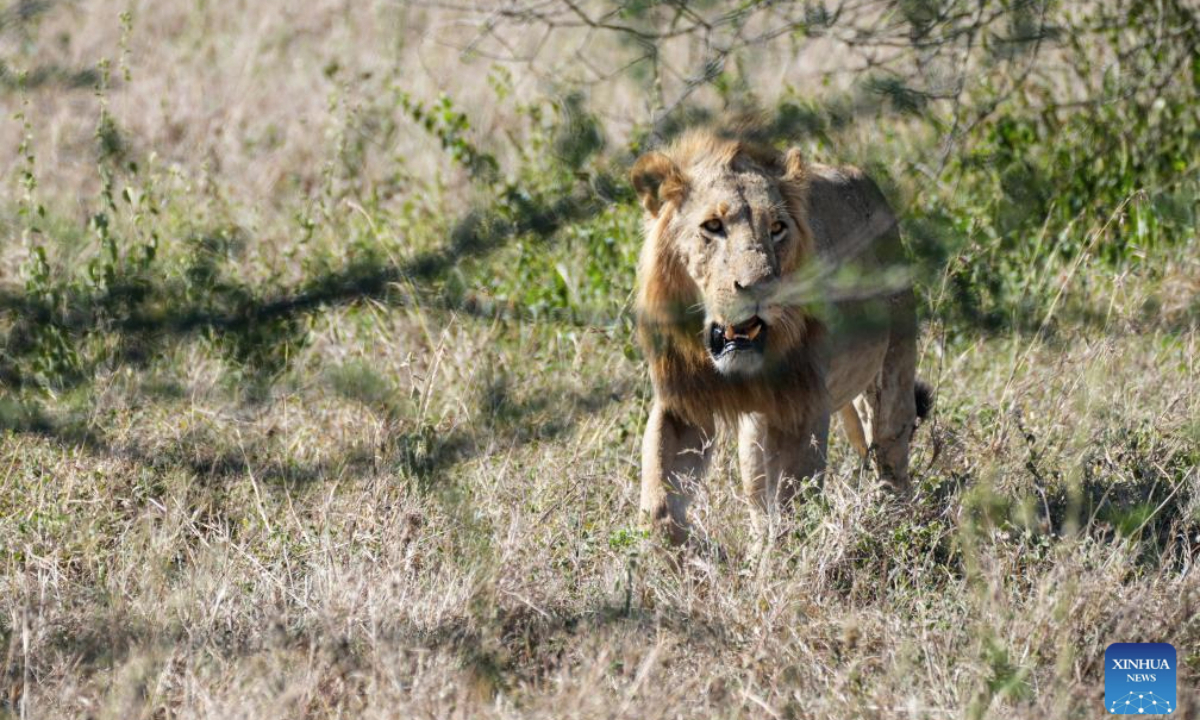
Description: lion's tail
xmin=914 ymin=379 xmax=934 ymax=424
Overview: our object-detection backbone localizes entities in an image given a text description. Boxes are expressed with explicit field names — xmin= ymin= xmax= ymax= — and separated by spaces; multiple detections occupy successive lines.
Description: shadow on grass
xmin=10 ymin=592 xmax=729 ymax=716
xmin=0 ymin=95 xmax=996 ymax=394
xmin=924 ymin=416 xmax=1200 ymax=575
xmin=0 ymin=61 xmax=99 ymax=90
xmin=405 ymin=599 xmax=730 ymax=693
xmin=0 ymin=377 xmax=626 ymax=493
xmin=7 ymin=91 xmax=1188 ymax=398
xmin=820 ymin=414 xmax=1199 ymax=602
xmin=0 ymin=170 xmax=625 ymax=393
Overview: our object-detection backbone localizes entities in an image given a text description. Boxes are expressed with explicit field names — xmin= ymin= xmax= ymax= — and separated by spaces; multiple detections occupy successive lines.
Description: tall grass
xmin=1 ymin=1 xmax=1197 ymax=718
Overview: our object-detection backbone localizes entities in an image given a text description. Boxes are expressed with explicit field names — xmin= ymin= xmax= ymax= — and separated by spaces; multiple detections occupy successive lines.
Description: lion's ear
xmin=780 ymin=147 xmax=806 ymax=183
xmin=630 ymin=151 xmax=685 ymax=217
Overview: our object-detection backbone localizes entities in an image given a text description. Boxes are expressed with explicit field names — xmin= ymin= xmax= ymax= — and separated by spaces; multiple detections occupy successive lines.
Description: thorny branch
xmin=407 ymin=0 xmax=1196 ymax=149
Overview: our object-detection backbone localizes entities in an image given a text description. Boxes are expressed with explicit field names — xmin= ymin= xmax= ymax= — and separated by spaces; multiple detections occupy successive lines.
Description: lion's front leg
xmin=640 ymin=402 xmax=714 ymax=547
xmin=738 ymin=412 xmax=830 ymax=551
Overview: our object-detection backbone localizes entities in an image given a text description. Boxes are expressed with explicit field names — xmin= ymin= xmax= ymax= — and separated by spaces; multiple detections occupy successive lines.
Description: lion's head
xmin=632 ymin=129 xmax=816 ymax=380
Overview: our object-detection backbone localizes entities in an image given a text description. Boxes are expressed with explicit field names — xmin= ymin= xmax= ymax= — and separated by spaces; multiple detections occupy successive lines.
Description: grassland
xmin=1 ymin=1 xmax=1198 ymax=718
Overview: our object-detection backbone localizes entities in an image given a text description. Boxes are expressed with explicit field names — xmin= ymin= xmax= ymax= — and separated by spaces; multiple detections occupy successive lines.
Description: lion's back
xmin=804 ymin=163 xmax=903 ymax=268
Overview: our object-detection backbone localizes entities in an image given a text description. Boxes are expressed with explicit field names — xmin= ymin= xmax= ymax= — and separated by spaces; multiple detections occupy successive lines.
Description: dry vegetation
xmin=2 ymin=1 xmax=1199 ymax=718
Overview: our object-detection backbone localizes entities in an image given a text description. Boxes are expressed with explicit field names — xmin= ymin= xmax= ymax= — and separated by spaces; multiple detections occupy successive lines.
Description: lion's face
xmin=632 ymin=136 xmax=811 ymax=377
xmin=668 ymin=166 xmax=801 ymax=375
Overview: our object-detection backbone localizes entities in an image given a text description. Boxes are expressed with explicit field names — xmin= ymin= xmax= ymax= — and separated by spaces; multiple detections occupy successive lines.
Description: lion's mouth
xmin=708 ymin=316 xmax=767 ymax=358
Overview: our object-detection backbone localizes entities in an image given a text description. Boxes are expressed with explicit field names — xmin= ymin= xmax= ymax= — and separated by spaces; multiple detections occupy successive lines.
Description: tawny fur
xmin=634 ymin=130 xmax=825 ymax=432
xmin=631 ymin=126 xmax=927 ymax=548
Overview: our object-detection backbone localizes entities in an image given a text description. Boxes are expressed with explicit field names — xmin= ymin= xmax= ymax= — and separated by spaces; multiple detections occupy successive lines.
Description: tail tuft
xmin=914 ymin=379 xmax=934 ymax=423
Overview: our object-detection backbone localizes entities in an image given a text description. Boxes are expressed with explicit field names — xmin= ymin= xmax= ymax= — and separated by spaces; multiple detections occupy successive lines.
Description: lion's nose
xmin=734 ymin=271 xmax=773 ymax=295
xmin=732 ymin=252 xmax=775 ymax=294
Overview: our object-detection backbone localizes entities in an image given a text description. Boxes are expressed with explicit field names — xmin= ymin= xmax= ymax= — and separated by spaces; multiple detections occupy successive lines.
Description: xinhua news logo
xmin=1105 ymin=643 xmax=1176 ymax=714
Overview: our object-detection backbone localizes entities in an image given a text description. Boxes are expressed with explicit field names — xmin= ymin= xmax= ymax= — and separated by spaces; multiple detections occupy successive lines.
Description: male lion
xmin=631 ymin=127 xmax=931 ymax=548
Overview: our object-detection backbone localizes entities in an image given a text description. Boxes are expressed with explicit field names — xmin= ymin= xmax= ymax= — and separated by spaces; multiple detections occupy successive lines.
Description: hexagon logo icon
xmin=1105 ymin=643 xmax=1176 ymax=715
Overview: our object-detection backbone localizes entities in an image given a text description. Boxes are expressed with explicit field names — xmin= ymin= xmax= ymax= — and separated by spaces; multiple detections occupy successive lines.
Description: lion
xmin=631 ymin=127 xmax=932 ymax=548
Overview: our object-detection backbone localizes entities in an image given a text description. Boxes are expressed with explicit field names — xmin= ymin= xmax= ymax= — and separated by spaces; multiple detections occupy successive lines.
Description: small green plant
xmin=397 ymin=90 xmax=500 ymax=183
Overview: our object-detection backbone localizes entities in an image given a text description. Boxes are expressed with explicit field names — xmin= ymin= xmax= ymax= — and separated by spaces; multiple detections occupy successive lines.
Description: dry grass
xmin=3 ymin=261 xmax=1197 ymax=718
xmin=2 ymin=2 xmax=1199 ymax=718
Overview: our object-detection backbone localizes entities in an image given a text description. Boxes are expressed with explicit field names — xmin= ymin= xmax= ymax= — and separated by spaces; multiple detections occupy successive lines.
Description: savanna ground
xmin=1 ymin=1 xmax=1199 ymax=717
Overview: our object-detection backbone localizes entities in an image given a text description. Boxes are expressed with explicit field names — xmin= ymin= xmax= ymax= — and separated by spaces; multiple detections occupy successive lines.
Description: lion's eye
xmin=770 ymin=220 xmax=786 ymax=238
xmin=701 ymin=218 xmax=724 ymax=234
